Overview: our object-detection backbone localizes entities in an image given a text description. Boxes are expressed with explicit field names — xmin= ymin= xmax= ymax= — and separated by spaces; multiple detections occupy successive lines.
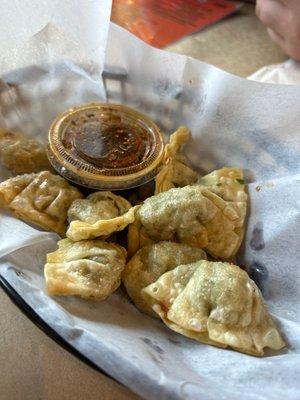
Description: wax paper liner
xmin=0 ymin=3 xmax=300 ymax=399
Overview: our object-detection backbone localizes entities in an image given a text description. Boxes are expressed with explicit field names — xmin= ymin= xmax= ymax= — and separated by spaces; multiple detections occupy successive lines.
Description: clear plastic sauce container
xmin=47 ymin=103 xmax=164 ymax=190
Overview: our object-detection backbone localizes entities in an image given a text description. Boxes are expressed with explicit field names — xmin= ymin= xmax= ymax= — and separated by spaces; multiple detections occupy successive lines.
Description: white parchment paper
xmin=249 ymin=59 xmax=300 ymax=85
xmin=0 ymin=3 xmax=300 ymax=400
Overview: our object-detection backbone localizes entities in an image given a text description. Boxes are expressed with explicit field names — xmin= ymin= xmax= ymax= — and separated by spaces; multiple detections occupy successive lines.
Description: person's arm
xmin=256 ymin=0 xmax=300 ymax=60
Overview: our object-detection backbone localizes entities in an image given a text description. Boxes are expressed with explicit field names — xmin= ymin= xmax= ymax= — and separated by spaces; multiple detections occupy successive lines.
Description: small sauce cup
xmin=47 ymin=103 xmax=164 ymax=190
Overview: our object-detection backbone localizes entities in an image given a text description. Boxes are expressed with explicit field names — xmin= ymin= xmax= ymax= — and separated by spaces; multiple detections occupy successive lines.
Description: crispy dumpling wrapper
xmin=122 ymin=241 xmax=206 ymax=316
xmin=0 ymin=128 xmax=53 ymax=175
xmin=129 ymin=169 xmax=247 ymax=258
xmin=127 ymin=219 xmax=154 ymax=258
xmin=0 ymin=171 xmax=82 ymax=236
xmin=67 ymin=191 xmax=137 ymax=241
xmin=143 ymin=260 xmax=285 ymax=356
xmin=198 ymin=168 xmax=247 ymax=225
xmin=45 ymin=238 xmax=127 ymax=300
xmin=198 ymin=167 xmax=248 ymax=255
xmin=68 ymin=191 xmax=132 ymax=224
xmin=155 ymin=126 xmax=198 ymax=194
xmin=198 ymin=167 xmax=246 ymax=201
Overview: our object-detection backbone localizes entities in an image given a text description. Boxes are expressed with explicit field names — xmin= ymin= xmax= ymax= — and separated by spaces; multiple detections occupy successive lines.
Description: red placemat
xmin=111 ymin=0 xmax=240 ymax=48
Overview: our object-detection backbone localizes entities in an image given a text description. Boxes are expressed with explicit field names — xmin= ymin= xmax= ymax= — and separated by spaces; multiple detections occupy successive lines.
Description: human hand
xmin=256 ymin=0 xmax=300 ymax=60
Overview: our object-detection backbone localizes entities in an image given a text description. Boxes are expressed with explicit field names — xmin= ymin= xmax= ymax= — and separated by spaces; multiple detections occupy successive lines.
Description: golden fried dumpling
xmin=67 ymin=191 xmax=137 ymax=242
xmin=198 ymin=167 xmax=248 ymax=256
xmin=198 ymin=167 xmax=245 ymax=199
xmin=127 ymin=217 xmax=154 ymax=258
xmin=0 ymin=128 xmax=53 ymax=175
xmin=0 ymin=171 xmax=82 ymax=236
xmin=68 ymin=191 xmax=132 ymax=224
xmin=45 ymin=238 xmax=127 ymax=300
xmin=143 ymin=260 xmax=285 ymax=356
xmin=122 ymin=241 xmax=206 ymax=316
xmin=155 ymin=126 xmax=198 ymax=194
xmin=128 ymin=180 xmax=247 ymax=259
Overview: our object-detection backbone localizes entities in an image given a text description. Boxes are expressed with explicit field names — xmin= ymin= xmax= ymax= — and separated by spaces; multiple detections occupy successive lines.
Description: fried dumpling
xmin=45 ymin=238 xmax=126 ymax=300
xmin=0 ymin=171 xmax=82 ymax=236
xmin=128 ymin=179 xmax=247 ymax=259
xmin=197 ymin=167 xmax=248 ymax=257
xmin=67 ymin=191 xmax=137 ymax=242
xmin=68 ymin=191 xmax=131 ymax=224
xmin=198 ymin=167 xmax=246 ymax=200
xmin=155 ymin=126 xmax=198 ymax=194
xmin=127 ymin=217 xmax=154 ymax=258
xmin=122 ymin=241 xmax=206 ymax=316
xmin=143 ymin=260 xmax=285 ymax=356
xmin=0 ymin=128 xmax=53 ymax=175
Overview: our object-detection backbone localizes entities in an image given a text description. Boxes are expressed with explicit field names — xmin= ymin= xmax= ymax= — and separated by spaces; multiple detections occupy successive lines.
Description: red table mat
xmin=111 ymin=0 xmax=239 ymax=48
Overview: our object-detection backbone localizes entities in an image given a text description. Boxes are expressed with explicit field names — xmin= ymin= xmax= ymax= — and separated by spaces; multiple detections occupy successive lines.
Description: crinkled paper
xmin=0 ymin=2 xmax=299 ymax=399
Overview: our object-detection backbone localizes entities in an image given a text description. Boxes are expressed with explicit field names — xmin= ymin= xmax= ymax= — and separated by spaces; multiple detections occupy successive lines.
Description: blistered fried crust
xmin=143 ymin=260 xmax=285 ymax=356
xmin=131 ymin=169 xmax=247 ymax=259
xmin=0 ymin=171 xmax=82 ymax=236
xmin=197 ymin=167 xmax=248 ymax=256
xmin=45 ymin=238 xmax=127 ymax=300
xmin=122 ymin=241 xmax=206 ymax=316
xmin=0 ymin=128 xmax=53 ymax=175
xmin=67 ymin=191 xmax=137 ymax=241
xmin=155 ymin=126 xmax=198 ymax=194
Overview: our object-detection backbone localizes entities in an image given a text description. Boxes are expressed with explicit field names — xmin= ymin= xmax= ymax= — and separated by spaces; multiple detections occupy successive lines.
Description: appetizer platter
xmin=0 ymin=10 xmax=299 ymax=400
xmin=0 ymin=106 xmax=285 ymax=357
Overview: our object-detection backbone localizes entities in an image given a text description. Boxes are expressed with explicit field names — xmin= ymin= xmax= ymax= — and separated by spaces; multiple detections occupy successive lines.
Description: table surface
xmin=0 ymin=4 xmax=286 ymax=400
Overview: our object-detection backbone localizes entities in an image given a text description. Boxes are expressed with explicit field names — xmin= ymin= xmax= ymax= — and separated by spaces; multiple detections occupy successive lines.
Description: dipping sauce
xmin=47 ymin=103 xmax=164 ymax=190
